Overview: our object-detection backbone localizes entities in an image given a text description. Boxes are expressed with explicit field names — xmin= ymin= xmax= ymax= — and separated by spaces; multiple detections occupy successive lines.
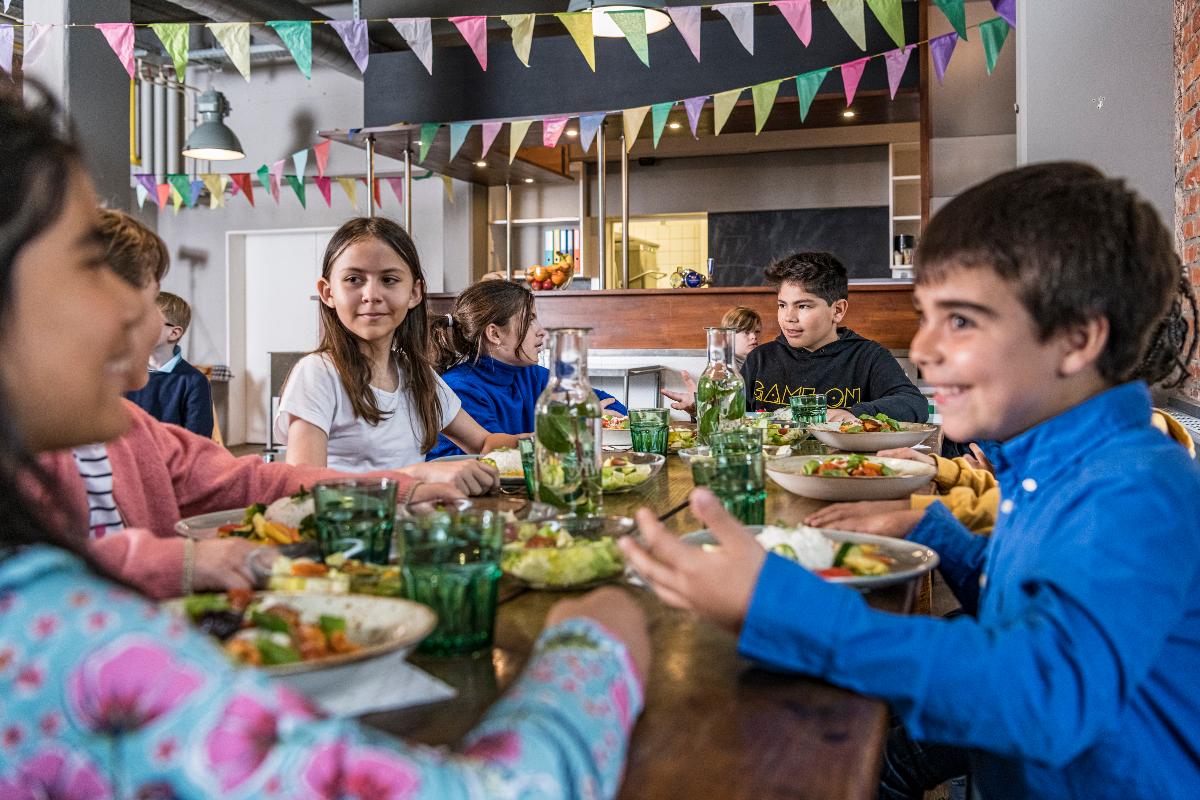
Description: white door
xmin=227 ymin=228 xmax=334 ymax=444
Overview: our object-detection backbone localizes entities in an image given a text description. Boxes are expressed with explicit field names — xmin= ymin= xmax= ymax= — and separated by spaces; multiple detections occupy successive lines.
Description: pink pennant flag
xmin=683 ymin=95 xmax=707 ymax=139
xmin=841 ymin=57 xmax=869 ymax=106
xmin=314 ymin=176 xmax=332 ymax=207
xmin=95 ymin=23 xmax=135 ymax=78
xmin=312 ymin=140 xmax=331 ymax=178
xmin=23 ymin=22 xmax=53 ymax=69
xmin=884 ymin=45 xmax=914 ymax=99
xmin=329 ymin=20 xmax=369 ymax=74
xmin=450 ymin=16 xmax=488 ymax=70
xmin=480 ymin=121 xmax=502 ymax=159
xmin=543 ymin=117 xmax=569 ymax=148
xmin=155 ymin=184 xmax=171 ymax=209
xmin=269 ymin=158 xmax=285 ymax=201
xmin=385 ymin=177 xmax=404 ymax=205
xmin=667 ymin=6 xmax=701 ymax=62
xmin=770 ymin=0 xmax=812 ymax=46
xmin=930 ymin=31 xmax=958 ymax=85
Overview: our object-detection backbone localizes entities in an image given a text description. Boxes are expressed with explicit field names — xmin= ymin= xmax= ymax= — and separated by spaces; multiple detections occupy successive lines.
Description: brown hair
xmin=721 ymin=306 xmax=762 ymax=334
xmin=156 ymin=291 xmax=191 ymax=332
xmin=96 ymin=208 xmax=169 ymax=288
xmin=314 ymin=217 xmax=442 ymax=452
xmin=430 ymin=280 xmax=536 ymax=373
xmin=764 ymin=252 xmax=848 ymax=304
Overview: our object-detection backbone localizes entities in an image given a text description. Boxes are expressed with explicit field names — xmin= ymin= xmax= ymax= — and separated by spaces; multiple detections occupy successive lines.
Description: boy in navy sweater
xmin=126 ymin=291 xmax=214 ymax=437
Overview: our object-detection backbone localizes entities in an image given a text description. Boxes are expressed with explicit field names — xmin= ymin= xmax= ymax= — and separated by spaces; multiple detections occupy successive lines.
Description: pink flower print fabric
xmin=0 ymin=749 xmax=112 ymax=800
xmin=67 ymin=637 xmax=203 ymax=734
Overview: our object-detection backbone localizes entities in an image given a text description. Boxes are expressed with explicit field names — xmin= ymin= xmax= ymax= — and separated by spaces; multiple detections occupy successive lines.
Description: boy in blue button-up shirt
xmin=622 ymin=163 xmax=1200 ymax=799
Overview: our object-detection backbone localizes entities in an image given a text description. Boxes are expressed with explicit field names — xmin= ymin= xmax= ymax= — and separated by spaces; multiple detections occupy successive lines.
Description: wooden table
xmin=364 ymin=456 xmax=915 ymax=799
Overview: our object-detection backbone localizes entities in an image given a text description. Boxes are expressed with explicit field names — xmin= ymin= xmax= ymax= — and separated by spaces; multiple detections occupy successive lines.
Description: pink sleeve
xmin=87 ymin=527 xmax=184 ymax=600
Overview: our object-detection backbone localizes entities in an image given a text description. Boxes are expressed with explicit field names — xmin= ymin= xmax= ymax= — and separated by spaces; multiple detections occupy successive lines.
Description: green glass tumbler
xmin=629 ymin=407 xmax=670 ymax=455
xmin=689 ymin=448 xmax=766 ymax=525
xmin=312 ymin=478 xmax=397 ymax=565
xmin=790 ymin=393 xmax=828 ymax=426
xmin=518 ymin=437 xmax=537 ymax=497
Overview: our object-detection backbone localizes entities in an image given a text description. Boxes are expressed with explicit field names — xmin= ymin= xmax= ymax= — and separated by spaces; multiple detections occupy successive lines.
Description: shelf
xmin=892 ymin=215 xmax=922 ymax=221
xmin=490 ymin=217 xmax=579 ymax=226
xmin=891 ymin=174 xmax=921 ymax=182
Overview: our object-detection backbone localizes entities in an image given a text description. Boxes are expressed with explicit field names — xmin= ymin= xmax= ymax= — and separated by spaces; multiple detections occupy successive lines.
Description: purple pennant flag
xmin=929 ymin=31 xmax=958 ymax=85
xmin=329 ymin=20 xmax=370 ymax=74
xmin=884 ymin=45 xmax=914 ymax=99
xmin=578 ymin=112 xmax=606 ymax=153
xmin=667 ymin=6 xmax=701 ymax=62
xmin=683 ymin=95 xmax=707 ymax=139
xmin=991 ymin=0 xmax=1016 ymax=27
xmin=136 ymin=174 xmax=160 ymax=206
xmin=188 ymin=179 xmax=205 ymax=208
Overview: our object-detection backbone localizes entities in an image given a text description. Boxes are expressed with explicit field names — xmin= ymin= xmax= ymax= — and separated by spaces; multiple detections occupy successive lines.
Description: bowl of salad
xmin=667 ymin=425 xmax=698 ymax=453
xmin=501 ymin=515 xmax=636 ymax=589
xmin=601 ymin=450 xmax=664 ymax=494
xmin=601 ymin=415 xmax=632 ymax=448
xmin=809 ymin=413 xmax=938 ymax=452
xmin=766 ymin=454 xmax=936 ymax=501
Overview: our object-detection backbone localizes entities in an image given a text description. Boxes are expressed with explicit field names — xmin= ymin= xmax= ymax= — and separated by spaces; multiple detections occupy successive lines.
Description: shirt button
xmin=980 ymin=574 xmax=988 ymax=588
xmin=1022 ymin=478 xmax=1038 ymax=492
xmin=1000 ymin=499 xmax=1014 ymax=514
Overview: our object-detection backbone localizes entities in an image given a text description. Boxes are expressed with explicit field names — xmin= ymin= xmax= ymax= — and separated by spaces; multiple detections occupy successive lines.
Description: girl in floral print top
xmin=0 ymin=84 xmax=649 ymax=799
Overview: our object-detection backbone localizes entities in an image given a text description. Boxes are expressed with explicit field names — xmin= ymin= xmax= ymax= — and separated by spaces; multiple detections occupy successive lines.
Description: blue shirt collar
xmin=155 ymin=344 xmax=183 ymax=374
xmin=465 ymin=355 xmax=525 ymax=388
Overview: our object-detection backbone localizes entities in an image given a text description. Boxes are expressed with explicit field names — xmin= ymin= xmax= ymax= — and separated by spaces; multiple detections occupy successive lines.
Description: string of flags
xmin=1 ymin=0 xmax=1015 ymax=81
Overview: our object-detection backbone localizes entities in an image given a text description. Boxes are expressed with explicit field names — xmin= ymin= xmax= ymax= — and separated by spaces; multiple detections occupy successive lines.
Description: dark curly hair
xmin=763 ymin=252 xmax=848 ymax=305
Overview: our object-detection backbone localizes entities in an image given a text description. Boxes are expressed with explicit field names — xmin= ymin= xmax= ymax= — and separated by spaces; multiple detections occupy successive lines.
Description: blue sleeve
xmin=907 ymin=502 xmax=989 ymax=612
xmin=183 ymin=373 xmax=214 ymax=438
xmin=595 ymin=390 xmax=627 ymax=415
xmin=850 ymin=346 xmax=928 ymax=422
xmin=738 ymin=481 xmax=1199 ymax=768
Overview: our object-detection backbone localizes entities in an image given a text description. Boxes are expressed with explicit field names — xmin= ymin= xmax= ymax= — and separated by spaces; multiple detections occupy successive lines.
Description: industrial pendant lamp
xmin=566 ymin=0 xmax=672 ymax=38
xmin=182 ymin=89 xmax=245 ymax=161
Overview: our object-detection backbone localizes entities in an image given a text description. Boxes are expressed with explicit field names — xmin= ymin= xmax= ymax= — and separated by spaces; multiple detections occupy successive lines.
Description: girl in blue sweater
xmin=428 ymin=281 xmax=626 ymax=459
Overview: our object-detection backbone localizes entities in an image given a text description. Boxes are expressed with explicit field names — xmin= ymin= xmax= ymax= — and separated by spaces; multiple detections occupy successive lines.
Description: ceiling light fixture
xmin=475 ymin=161 xmax=488 ymax=167
xmin=566 ymin=129 xmax=579 ymax=137
xmin=566 ymin=0 xmax=672 ymax=39
xmin=668 ymin=121 xmax=682 ymax=129
xmin=182 ymin=89 xmax=244 ymax=160
xmin=842 ymin=110 xmax=856 ymax=118
xmin=524 ymin=177 xmax=535 ymax=183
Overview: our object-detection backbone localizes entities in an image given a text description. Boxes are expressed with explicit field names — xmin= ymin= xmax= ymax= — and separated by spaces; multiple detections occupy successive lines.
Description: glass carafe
xmin=534 ymin=328 xmax=602 ymax=515
xmin=696 ymin=327 xmax=746 ymax=444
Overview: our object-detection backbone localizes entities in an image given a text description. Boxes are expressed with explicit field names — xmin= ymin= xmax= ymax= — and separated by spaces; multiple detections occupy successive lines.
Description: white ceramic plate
xmin=431 ymin=451 xmax=526 ymax=487
xmin=602 ymin=427 xmax=633 ymax=448
xmin=808 ymin=422 xmax=938 ymax=453
xmin=164 ymin=591 xmax=437 ymax=675
xmin=601 ymin=450 xmax=665 ymax=494
xmin=680 ymin=526 xmax=938 ymax=590
xmin=175 ymin=508 xmax=247 ymax=540
xmin=766 ymin=455 xmax=936 ymax=501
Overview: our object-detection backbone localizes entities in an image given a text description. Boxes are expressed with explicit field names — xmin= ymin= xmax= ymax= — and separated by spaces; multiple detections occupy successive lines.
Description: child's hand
xmin=599 ymin=397 xmax=623 ymax=415
xmin=808 ymin=506 xmax=925 ymax=538
xmin=400 ymin=461 xmax=497 ymax=496
xmin=826 ymin=408 xmax=858 ymax=423
xmin=193 ymin=538 xmax=259 ymax=591
xmin=660 ymin=371 xmax=698 ymax=414
xmin=877 ymin=447 xmax=937 ymax=467
xmin=804 ymin=499 xmax=911 ymax=528
xmin=962 ymin=443 xmax=994 ymax=474
xmin=410 ymin=481 xmax=469 ymax=503
xmin=619 ymin=488 xmax=765 ymax=634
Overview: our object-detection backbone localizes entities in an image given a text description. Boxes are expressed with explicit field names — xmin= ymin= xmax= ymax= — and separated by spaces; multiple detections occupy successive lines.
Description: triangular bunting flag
xmin=135 ymin=174 xmax=158 ymax=203
xmin=389 ymin=18 xmax=432 ymax=75
xmin=170 ymin=184 xmax=183 ymax=214
xmin=329 ymin=20 xmax=369 ymax=74
xmin=285 ymin=175 xmax=306 ymax=208
xmin=991 ymin=0 xmax=1016 ymax=28
xmin=578 ymin=113 xmax=605 ymax=153
xmin=555 ymin=13 xmax=596 ymax=72
xmin=95 ymin=23 xmax=135 ymax=79
xmin=267 ymin=20 xmax=312 ymax=79
xmin=231 ymin=173 xmax=254 ymax=206
xmin=480 ymin=121 xmax=502 ymax=158
xmin=509 ymin=119 xmax=533 ymax=164
xmin=979 ymin=17 xmax=1010 ymax=74
xmin=255 ymin=164 xmax=271 ymax=197
xmin=668 ymin=7 xmax=701 ymax=62
xmin=543 ymin=117 xmax=569 ymax=148
xmin=292 ymin=148 xmax=308 ymax=178
xmin=385 ymin=176 xmax=404 ymax=205
xmin=188 ymin=179 xmax=204 ymax=208
xmin=884 ymin=45 xmax=914 ymax=99
xmin=501 ymin=14 xmax=535 ymax=67
xmin=150 ymin=23 xmax=190 ymax=80
xmin=683 ymin=96 xmax=706 ymax=138
xmin=770 ymin=0 xmax=812 ymax=47
xmin=841 ymin=57 xmax=868 ymax=106
xmin=795 ymin=67 xmax=831 ymax=122
xmin=419 ymin=122 xmax=439 ymax=162
xmin=713 ymin=88 xmax=741 ymax=135
xmin=609 ymin=10 xmax=649 ymax=67
xmin=201 ymin=173 xmax=225 ymax=208
xmin=751 ymin=80 xmax=781 ymax=134
xmin=166 ymin=174 xmax=192 ymax=207
xmin=450 ymin=16 xmax=488 ymax=70
xmin=0 ymin=25 xmax=12 ymax=76
xmin=930 ymin=31 xmax=958 ymax=85
xmin=826 ymin=0 xmax=867 ymax=50
xmin=22 ymin=23 xmax=52 ymax=70
xmin=269 ymin=159 xmax=285 ymax=201
xmin=336 ymin=177 xmax=358 ymax=210
xmin=442 ymin=174 xmax=455 ymax=204
xmin=156 ymin=183 xmax=171 ymax=209
xmin=207 ymin=22 xmax=250 ymax=81
xmin=449 ymin=122 xmax=471 ymax=161
xmin=622 ymin=106 xmax=650 ymax=151
xmin=135 ymin=183 xmax=149 ymax=210
xmin=932 ymin=0 xmax=968 ymax=39
xmin=866 ymin=0 xmax=906 ymax=48
xmin=713 ymin=4 xmax=754 ymax=56
xmin=313 ymin=141 xmax=331 ymax=178
xmin=314 ymin=176 xmax=332 ymax=207
xmin=651 ymin=101 xmax=673 ymax=147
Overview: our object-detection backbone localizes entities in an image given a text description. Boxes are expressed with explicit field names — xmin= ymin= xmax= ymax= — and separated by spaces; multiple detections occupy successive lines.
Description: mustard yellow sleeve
xmin=912 ymin=486 xmax=998 ymax=535
xmin=931 ymin=454 xmax=999 ymax=495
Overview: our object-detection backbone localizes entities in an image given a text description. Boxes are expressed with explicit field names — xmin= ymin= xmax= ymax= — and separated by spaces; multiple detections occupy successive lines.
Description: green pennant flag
xmin=650 ymin=101 xmax=674 ymax=147
xmin=826 ymin=0 xmax=867 ymax=51
xmin=555 ymin=12 xmax=595 ymax=71
xmin=866 ymin=0 xmax=906 ymax=48
xmin=713 ymin=88 xmax=742 ymax=136
xmin=255 ymin=164 xmax=272 ymax=195
xmin=150 ymin=23 xmax=190 ymax=81
xmin=501 ymin=14 xmax=535 ymax=67
xmin=623 ymin=106 xmax=650 ymax=151
xmin=932 ymin=0 xmax=968 ymax=40
xmin=448 ymin=122 xmax=471 ymax=161
xmin=267 ymin=20 xmax=312 ymax=78
xmin=609 ymin=10 xmax=649 ymax=67
xmin=795 ymin=67 xmax=831 ymax=123
xmin=419 ymin=123 xmax=439 ymax=162
xmin=979 ymin=17 xmax=1010 ymax=74
xmin=285 ymin=175 xmax=306 ymax=208
xmin=509 ymin=119 xmax=533 ymax=164
xmin=751 ymin=79 xmax=782 ymax=134
xmin=166 ymin=174 xmax=192 ymax=207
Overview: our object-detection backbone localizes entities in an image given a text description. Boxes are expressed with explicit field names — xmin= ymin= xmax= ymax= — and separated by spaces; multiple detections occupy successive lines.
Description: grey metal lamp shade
xmin=565 ymin=0 xmax=672 ymax=37
xmin=182 ymin=89 xmax=245 ymax=161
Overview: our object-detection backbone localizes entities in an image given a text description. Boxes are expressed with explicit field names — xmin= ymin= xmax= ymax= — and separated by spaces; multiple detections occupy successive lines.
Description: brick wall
xmin=1178 ymin=0 xmax=1200 ymax=401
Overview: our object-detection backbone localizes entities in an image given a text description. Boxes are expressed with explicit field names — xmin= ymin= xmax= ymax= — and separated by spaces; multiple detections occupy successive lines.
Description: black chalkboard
xmin=708 ymin=207 xmax=891 ymax=286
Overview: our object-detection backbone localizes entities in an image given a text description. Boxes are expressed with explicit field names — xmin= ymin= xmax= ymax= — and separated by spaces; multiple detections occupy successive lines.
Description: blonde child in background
xmin=661 ymin=305 xmax=763 ymax=414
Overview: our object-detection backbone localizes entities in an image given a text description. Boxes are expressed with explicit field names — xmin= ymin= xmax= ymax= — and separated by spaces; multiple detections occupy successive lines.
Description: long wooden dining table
xmin=362 ymin=454 xmax=919 ymax=799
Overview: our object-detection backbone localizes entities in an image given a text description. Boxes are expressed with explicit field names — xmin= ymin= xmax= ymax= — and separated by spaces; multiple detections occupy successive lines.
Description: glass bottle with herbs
xmin=533 ymin=328 xmax=602 ymax=515
xmin=696 ymin=326 xmax=746 ymax=444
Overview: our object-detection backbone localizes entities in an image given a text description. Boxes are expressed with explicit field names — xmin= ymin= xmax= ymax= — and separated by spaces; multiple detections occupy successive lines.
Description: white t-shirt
xmin=274 ymin=353 xmax=462 ymax=472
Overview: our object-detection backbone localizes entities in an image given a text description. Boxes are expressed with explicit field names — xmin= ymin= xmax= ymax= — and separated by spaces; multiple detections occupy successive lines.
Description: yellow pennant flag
xmin=150 ymin=23 xmax=190 ymax=82
xmin=622 ymin=106 xmax=651 ymax=152
xmin=509 ymin=119 xmax=533 ymax=164
xmin=336 ymin=177 xmax=358 ymax=210
xmin=713 ymin=88 xmax=742 ymax=136
xmin=201 ymin=173 xmax=226 ymax=208
xmin=170 ymin=184 xmax=184 ymax=214
xmin=501 ymin=14 xmax=535 ymax=67
xmin=207 ymin=22 xmax=250 ymax=81
xmin=555 ymin=12 xmax=595 ymax=71
xmin=443 ymin=174 xmax=455 ymax=204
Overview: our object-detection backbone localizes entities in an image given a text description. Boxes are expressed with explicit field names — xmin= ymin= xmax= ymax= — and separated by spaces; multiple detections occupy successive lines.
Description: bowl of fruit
xmin=525 ymin=252 xmax=574 ymax=292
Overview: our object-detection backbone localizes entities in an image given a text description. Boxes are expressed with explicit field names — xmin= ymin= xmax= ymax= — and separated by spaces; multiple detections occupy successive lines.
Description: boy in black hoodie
xmin=742 ymin=252 xmax=928 ymax=422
